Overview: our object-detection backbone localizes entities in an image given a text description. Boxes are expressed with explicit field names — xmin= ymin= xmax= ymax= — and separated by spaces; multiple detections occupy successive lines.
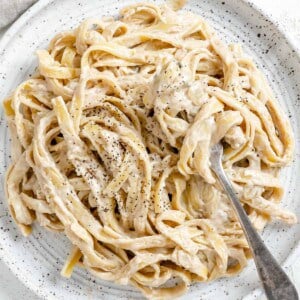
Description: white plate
xmin=0 ymin=0 xmax=299 ymax=299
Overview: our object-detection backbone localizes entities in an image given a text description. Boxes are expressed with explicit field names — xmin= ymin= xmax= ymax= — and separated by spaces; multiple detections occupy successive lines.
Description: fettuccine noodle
xmin=3 ymin=3 xmax=297 ymax=299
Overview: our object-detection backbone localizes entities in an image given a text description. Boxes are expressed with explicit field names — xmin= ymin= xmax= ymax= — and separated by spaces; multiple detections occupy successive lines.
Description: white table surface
xmin=0 ymin=0 xmax=299 ymax=299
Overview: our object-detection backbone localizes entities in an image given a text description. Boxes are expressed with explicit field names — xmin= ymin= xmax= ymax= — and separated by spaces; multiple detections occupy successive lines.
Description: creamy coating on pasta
xmin=3 ymin=3 xmax=297 ymax=299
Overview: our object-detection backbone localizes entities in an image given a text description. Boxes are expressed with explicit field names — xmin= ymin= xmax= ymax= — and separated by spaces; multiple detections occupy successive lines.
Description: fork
xmin=210 ymin=142 xmax=299 ymax=300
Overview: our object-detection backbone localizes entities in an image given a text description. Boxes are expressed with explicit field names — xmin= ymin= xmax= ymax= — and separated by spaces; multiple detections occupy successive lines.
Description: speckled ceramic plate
xmin=0 ymin=0 xmax=299 ymax=299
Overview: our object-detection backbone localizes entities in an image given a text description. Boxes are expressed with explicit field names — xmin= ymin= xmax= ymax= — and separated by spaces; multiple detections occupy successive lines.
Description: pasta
xmin=3 ymin=2 xmax=297 ymax=299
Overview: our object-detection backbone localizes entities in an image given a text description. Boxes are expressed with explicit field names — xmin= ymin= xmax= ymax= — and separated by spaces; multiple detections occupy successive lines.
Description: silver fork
xmin=210 ymin=142 xmax=299 ymax=300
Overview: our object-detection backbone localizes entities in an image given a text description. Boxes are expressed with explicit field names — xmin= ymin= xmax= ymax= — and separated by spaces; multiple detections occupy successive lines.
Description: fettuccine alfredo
xmin=3 ymin=2 xmax=297 ymax=299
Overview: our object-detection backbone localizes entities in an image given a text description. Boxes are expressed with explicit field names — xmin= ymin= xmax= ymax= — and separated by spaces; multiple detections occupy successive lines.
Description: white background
xmin=0 ymin=0 xmax=299 ymax=299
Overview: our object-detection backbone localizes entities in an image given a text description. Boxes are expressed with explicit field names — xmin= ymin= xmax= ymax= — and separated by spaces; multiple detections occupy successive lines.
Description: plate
xmin=0 ymin=0 xmax=299 ymax=299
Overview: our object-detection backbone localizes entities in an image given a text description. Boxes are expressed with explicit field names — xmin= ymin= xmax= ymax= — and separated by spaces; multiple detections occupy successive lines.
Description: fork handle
xmin=212 ymin=164 xmax=299 ymax=300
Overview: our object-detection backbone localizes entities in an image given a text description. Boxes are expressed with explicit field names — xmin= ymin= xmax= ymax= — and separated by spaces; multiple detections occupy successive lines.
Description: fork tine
xmin=210 ymin=142 xmax=223 ymax=168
